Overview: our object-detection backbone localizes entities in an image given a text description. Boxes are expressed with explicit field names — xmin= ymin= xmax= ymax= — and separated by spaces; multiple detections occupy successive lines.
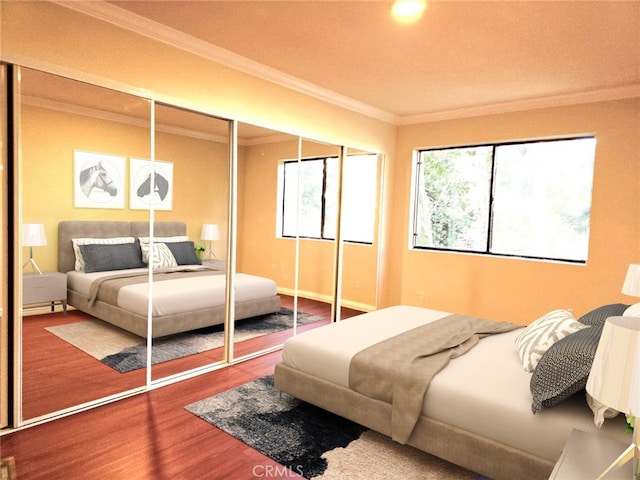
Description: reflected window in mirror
xmin=279 ymin=154 xmax=377 ymax=244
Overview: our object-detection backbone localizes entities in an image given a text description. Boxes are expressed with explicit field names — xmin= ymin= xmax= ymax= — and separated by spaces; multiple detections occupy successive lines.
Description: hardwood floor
xmin=1 ymin=297 xmax=362 ymax=480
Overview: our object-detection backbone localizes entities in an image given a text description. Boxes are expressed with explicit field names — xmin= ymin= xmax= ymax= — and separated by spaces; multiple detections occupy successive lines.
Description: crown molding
xmin=397 ymin=84 xmax=640 ymax=125
xmin=52 ymin=0 xmax=399 ymax=125
xmin=46 ymin=1 xmax=640 ymax=127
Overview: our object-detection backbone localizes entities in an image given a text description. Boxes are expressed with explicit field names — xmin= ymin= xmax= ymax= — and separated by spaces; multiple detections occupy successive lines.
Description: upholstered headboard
xmin=57 ymin=221 xmax=187 ymax=273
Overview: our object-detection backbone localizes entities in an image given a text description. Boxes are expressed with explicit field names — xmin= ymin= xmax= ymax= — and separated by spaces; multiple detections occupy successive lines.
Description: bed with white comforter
xmin=58 ymin=221 xmax=281 ymax=338
xmin=275 ymin=305 xmax=630 ymax=480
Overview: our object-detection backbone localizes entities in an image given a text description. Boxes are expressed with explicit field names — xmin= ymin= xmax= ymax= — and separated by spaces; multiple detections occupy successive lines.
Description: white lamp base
xmin=23 ymin=247 xmax=43 ymax=275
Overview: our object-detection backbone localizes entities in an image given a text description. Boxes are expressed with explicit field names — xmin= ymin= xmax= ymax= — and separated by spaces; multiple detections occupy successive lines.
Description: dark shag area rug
xmin=185 ymin=375 xmax=487 ymax=480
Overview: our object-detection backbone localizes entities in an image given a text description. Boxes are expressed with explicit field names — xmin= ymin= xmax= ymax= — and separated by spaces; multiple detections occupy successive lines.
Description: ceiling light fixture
xmin=391 ymin=0 xmax=427 ymax=23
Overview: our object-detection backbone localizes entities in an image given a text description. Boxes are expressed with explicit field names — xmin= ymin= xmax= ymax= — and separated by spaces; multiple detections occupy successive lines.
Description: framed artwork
xmin=73 ymin=151 xmax=126 ymax=209
xmin=129 ymin=158 xmax=174 ymax=210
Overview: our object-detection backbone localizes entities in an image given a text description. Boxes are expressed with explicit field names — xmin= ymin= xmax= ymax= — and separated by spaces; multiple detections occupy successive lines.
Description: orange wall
xmin=391 ymin=99 xmax=640 ymax=324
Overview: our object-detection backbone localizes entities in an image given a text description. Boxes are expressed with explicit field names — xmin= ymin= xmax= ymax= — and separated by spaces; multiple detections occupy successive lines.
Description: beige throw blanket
xmin=87 ymin=268 xmax=223 ymax=308
xmin=348 ymin=314 xmax=519 ymax=444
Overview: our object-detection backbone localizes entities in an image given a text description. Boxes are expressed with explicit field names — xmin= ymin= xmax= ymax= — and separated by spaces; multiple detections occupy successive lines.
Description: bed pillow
xmin=140 ymin=242 xmax=178 ymax=270
xmin=577 ymin=303 xmax=629 ymax=327
xmin=515 ymin=309 xmax=588 ymax=372
xmin=78 ymin=242 xmax=145 ymax=273
xmin=138 ymin=235 xmax=189 ymax=244
xmin=72 ymin=236 xmax=135 ymax=271
xmin=530 ymin=324 xmax=602 ymax=413
xmin=165 ymin=241 xmax=202 ymax=266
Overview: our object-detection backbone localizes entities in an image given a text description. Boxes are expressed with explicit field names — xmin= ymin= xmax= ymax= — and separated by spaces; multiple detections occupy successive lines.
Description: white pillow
xmin=138 ymin=235 xmax=188 ymax=244
xmin=624 ymin=302 xmax=640 ymax=317
xmin=72 ymin=237 xmax=135 ymax=271
xmin=515 ymin=309 xmax=588 ymax=372
xmin=140 ymin=242 xmax=178 ymax=270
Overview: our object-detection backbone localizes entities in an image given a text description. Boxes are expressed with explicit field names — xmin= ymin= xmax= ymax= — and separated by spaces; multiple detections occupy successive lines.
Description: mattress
xmin=67 ymin=267 xmax=278 ymax=316
xmin=280 ymin=305 xmax=628 ymax=462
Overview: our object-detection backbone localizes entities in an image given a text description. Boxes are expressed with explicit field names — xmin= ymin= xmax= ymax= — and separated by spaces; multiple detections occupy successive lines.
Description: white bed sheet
xmin=67 ymin=268 xmax=277 ymax=316
xmin=281 ymin=305 xmax=628 ymax=462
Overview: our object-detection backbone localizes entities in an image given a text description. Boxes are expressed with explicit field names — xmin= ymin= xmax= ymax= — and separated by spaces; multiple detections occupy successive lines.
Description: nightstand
xmin=549 ymin=429 xmax=631 ymax=479
xmin=202 ymin=259 xmax=227 ymax=270
xmin=23 ymin=271 xmax=67 ymax=313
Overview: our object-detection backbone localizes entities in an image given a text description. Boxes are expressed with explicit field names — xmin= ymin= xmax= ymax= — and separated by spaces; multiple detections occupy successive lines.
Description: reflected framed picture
xmin=73 ymin=150 xmax=126 ymax=209
xmin=129 ymin=158 xmax=174 ymax=211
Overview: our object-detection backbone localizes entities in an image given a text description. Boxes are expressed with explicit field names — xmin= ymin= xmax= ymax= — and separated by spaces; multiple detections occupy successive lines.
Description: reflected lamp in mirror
xmin=23 ymin=223 xmax=47 ymax=275
xmin=200 ymin=223 xmax=220 ymax=260
xmin=623 ymin=263 xmax=640 ymax=317
xmin=586 ymin=316 xmax=640 ymax=480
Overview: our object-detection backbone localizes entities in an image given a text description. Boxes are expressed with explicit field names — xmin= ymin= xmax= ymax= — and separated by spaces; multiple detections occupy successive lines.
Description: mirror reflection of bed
xmin=17 ymin=67 xmax=381 ymax=425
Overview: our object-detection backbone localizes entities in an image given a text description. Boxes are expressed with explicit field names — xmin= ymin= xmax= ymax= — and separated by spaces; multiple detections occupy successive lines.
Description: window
xmin=281 ymin=155 xmax=377 ymax=243
xmin=412 ymin=137 xmax=596 ymax=263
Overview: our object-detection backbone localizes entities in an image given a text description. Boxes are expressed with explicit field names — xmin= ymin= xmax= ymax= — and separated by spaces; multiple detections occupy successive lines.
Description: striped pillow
xmin=140 ymin=242 xmax=178 ymax=270
xmin=515 ymin=309 xmax=588 ymax=372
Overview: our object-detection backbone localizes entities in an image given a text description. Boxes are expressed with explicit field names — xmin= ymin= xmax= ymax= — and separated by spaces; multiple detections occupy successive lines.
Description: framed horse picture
xmin=129 ymin=158 xmax=174 ymax=211
xmin=73 ymin=150 xmax=126 ymax=209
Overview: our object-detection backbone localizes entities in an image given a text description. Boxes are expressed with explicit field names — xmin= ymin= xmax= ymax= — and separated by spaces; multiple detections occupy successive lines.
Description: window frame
xmin=411 ymin=135 xmax=596 ymax=264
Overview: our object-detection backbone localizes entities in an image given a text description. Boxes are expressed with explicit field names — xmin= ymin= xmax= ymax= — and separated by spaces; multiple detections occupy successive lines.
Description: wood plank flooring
xmin=1 ymin=297 xmax=362 ymax=480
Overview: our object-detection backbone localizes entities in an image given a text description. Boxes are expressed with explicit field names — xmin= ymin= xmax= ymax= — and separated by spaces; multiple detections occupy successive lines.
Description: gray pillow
xmin=577 ymin=303 xmax=629 ymax=327
xmin=530 ymin=325 xmax=603 ymax=413
xmin=79 ymin=242 xmax=146 ymax=273
xmin=165 ymin=241 xmax=202 ymax=266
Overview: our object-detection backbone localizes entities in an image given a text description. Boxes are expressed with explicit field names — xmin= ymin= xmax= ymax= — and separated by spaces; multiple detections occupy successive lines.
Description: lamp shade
xmin=586 ymin=316 xmax=640 ymax=416
xmin=22 ymin=223 xmax=47 ymax=247
xmin=623 ymin=263 xmax=640 ymax=297
xmin=200 ymin=224 xmax=220 ymax=241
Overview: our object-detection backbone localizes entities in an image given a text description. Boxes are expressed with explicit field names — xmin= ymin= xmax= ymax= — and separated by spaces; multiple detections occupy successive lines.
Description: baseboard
xmin=277 ymin=287 xmax=374 ymax=313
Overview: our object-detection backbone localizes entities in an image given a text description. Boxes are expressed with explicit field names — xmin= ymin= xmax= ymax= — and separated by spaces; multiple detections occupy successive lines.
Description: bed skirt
xmin=68 ymin=288 xmax=281 ymax=338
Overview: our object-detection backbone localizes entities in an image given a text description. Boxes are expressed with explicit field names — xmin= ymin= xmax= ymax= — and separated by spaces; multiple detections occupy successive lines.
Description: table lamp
xmin=23 ymin=223 xmax=47 ymax=275
xmin=200 ymin=223 xmax=220 ymax=260
xmin=586 ymin=316 xmax=640 ymax=480
xmin=623 ymin=263 xmax=640 ymax=316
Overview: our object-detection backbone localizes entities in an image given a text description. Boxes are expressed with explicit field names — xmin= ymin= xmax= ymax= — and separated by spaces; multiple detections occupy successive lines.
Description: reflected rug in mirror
xmin=45 ymin=308 xmax=323 ymax=373
xmin=185 ymin=375 xmax=489 ymax=480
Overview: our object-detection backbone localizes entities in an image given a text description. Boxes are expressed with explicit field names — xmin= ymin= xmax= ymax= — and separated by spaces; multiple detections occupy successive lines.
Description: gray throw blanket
xmin=348 ymin=314 xmax=520 ymax=444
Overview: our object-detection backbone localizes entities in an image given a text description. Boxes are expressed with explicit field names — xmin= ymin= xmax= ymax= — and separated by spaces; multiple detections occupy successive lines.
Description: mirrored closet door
xmin=150 ymin=104 xmax=230 ymax=381
xmin=18 ymin=67 xmax=151 ymax=422
xmin=234 ymin=122 xmax=300 ymax=359
xmin=338 ymin=148 xmax=383 ymax=319
xmin=295 ymin=139 xmax=342 ymax=325
xmin=6 ymin=63 xmax=386 ymax=428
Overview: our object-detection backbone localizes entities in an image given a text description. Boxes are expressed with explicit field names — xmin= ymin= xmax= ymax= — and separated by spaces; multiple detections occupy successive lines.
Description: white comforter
xmin=281 ymin=305 xmax=628 ymax=462
xmin=67 ymin=267 xmax=277 ymax=316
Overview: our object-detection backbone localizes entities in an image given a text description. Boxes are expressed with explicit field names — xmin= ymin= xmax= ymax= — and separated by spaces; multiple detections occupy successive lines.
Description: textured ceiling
xmin=80 ymin=1 xmax=640 ymax=121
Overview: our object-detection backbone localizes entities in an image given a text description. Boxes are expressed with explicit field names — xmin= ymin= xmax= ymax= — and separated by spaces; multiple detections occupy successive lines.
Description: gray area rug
xmin=47 ymin=308 xmax=323 ymax=373
xmin=185 ymin=375 xmax=487 ymax=480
